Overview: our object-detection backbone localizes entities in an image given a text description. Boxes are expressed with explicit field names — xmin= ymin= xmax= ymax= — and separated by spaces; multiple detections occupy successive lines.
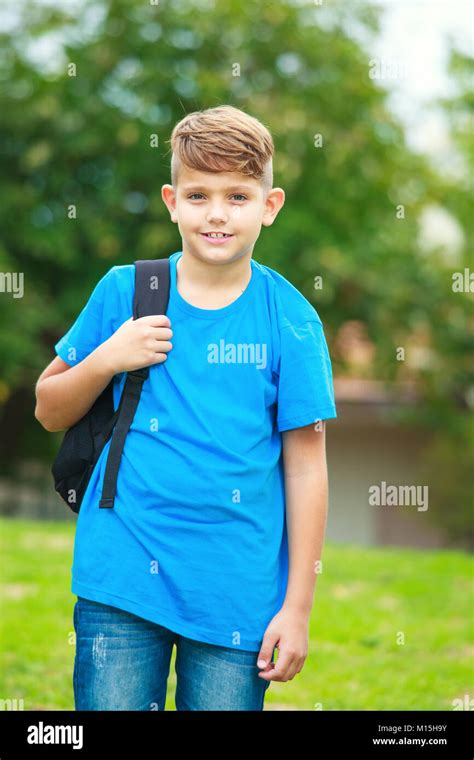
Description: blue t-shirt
xmin=55 ymin=251 xmax=337 ymax=651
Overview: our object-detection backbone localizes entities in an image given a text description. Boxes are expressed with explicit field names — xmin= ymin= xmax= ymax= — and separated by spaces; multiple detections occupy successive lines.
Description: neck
xmin=177 ymin=250 xmax=252 ymax=293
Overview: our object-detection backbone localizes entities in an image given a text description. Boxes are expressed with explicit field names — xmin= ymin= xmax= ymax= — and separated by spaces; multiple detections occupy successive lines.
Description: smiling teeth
xmin=206 ymin=233 xmax=230 ymax=238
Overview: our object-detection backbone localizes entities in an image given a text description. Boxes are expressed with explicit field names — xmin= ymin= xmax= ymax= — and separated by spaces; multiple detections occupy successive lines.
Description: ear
xmin=262 ymin=187 xmax=285 ymax=227
xmin=161 ymin=184 xmax=178 ymax=223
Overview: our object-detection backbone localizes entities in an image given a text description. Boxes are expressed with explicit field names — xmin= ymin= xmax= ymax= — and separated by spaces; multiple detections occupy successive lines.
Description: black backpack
xmin=51 ymin=257 xmax=170 ymax=514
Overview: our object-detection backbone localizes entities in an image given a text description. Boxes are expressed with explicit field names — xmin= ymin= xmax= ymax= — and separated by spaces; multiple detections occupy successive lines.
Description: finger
xmin=135 ymin=314 xmax=171 ymax=327
xmin=256 ymin=645 xmax=277 ymax=678
xmin=258 ymin=648 xmax=295 ymax=682
xmin=150 ymin=327 xmax=173 ymax=341
xmin=154 ymin=341 xmax=173 ymax=353
xmin=257 ymin=638 xmax=278 ymax=670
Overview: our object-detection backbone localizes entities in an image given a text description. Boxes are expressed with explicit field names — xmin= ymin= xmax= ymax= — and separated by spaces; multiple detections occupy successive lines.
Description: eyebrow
xmin=181 ymin=185 xmax=254 ymax=193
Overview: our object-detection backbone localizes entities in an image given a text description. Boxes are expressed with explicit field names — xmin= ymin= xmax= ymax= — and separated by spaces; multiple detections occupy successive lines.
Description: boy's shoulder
xmin=97 ymin=264 xmax=135 ymax=307
xmin=253 ymin=259 xmax=323 ymax=330
xmin=105 ymin=263 xmax=135 ymax=287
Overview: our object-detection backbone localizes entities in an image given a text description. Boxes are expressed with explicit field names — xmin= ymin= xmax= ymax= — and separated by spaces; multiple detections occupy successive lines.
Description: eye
xmin=187 ymin=193 xmax=247 ymax=201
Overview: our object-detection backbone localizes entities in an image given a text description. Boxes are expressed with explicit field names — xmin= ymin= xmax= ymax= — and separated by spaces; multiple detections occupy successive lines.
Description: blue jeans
xmin=73 ymin=596 xmax=273 ymax=711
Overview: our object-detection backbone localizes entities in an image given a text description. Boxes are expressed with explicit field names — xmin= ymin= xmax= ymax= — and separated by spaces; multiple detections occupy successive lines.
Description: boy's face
xmin=161 ymin=165 xmax=285 ymax=267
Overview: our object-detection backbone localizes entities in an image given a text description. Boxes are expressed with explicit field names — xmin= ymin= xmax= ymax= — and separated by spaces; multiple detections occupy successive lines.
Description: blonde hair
xmin=166 ymin=105 xmax=274 ymax=194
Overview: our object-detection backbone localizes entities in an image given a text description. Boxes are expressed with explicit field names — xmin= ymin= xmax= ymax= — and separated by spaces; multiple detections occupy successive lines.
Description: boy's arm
xmin=282 ymin=420 xmax=328 ymax=614
xmin=35 ymin=314 xmax=173 ymax=432
xmin=257 ymin=421 xmax=328 ymax=682
xmin=34 ymin=346 xmax=116 ymax=432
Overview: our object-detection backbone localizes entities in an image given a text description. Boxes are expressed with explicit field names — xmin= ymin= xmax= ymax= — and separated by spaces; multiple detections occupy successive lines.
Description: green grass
xmin=0 ymin=517 xmax=472 ymax=710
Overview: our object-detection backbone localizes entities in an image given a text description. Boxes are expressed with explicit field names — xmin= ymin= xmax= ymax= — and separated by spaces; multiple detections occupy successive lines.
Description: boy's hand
xmin=100 ymin=314 xmax=173 ymax=374
xmin=256 ymin=605 xmax=310 ymax=682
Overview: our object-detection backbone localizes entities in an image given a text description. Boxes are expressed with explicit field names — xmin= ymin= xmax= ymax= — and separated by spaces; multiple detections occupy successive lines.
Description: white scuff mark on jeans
xmin=92 ymin=633 xmax=107 ymax=669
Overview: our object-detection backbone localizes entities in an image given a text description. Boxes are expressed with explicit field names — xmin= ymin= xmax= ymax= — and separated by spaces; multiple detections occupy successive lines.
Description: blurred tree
xmin=415 ymin=48 xmax=474 ymax=547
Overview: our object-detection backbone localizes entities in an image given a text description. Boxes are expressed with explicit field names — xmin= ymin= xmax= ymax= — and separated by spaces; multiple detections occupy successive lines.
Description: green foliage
xmin=0 ymin=1 xmax=471 ymax=534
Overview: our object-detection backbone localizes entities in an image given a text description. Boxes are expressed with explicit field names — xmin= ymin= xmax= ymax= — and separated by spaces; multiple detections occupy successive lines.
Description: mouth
xmin=200 ymin=232 xmax=234 ymax=244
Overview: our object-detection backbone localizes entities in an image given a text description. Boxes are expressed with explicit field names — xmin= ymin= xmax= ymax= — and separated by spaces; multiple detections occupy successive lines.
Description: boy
xmin=34 ymin=105 xmax=337 ymax=711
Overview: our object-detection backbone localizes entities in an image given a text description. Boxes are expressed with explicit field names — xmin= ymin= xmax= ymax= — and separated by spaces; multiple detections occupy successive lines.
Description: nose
xmin=206 ymin=202 xmax=228 ymax=225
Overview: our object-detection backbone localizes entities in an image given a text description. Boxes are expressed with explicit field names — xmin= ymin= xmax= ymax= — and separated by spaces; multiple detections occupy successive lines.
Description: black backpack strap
xmin=132 ymin=258 xmax=171 ymax=320
xmin=99 ymin=257 xmax=171 ymax=509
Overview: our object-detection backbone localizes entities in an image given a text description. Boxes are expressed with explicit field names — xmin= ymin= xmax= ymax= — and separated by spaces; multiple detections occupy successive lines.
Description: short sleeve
xmin=276 ymin=319 xmax=337 ymax=432
xmin=54 ymin=267 xmax=119 ymax=367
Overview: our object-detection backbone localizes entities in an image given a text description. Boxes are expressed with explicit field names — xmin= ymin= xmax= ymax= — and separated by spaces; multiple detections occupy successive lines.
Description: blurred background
xmin=0 ymin=0 xmax=472 ymax=711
